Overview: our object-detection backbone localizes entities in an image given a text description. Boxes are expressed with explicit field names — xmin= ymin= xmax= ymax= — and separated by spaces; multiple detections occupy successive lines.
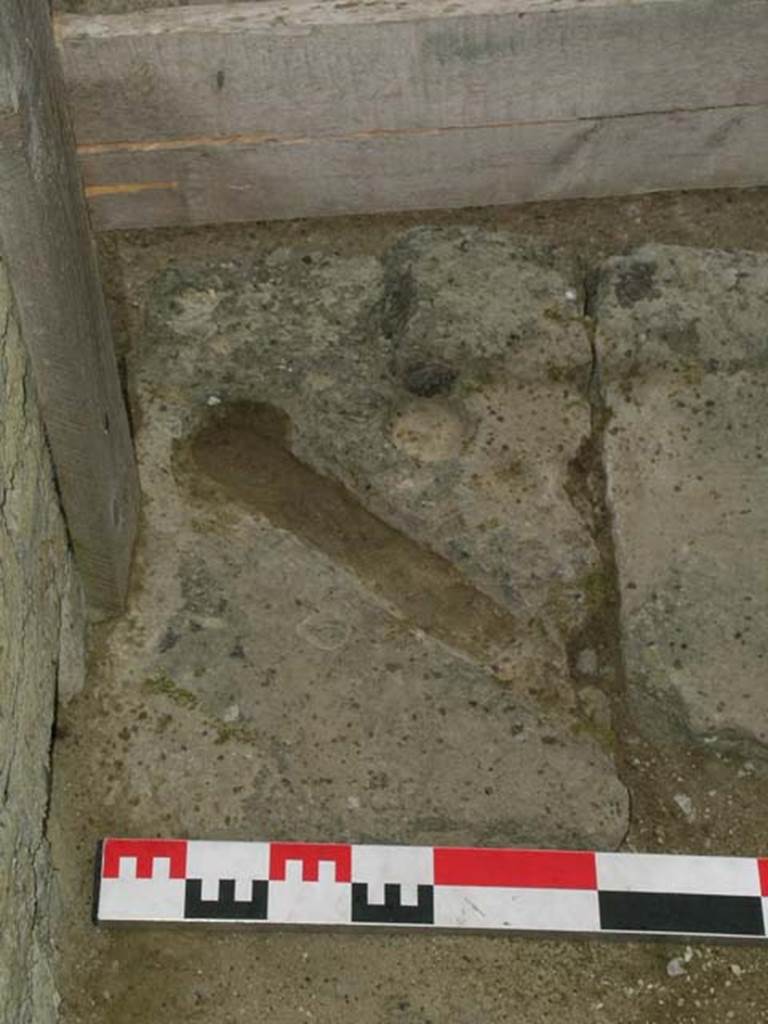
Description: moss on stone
xmin=580 ymin=567 xmax=614 ymax=612
xmin=143 ymin=673 xmax=198 ymax=709
xmin=570 ymin=716 xmax=617 ymax=756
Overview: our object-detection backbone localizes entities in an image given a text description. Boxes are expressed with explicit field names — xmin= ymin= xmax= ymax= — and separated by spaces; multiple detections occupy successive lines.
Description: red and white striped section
xmin=95 ymin=838 xmax=768 ymax=941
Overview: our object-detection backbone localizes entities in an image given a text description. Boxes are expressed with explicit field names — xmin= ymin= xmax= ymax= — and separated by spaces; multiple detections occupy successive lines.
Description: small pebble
xmin=673 ymin=793 xmax=696 ymax=821
xmin=578 ymin=685 xmax=612 ymax=730
xmin=222 ymin=703 xmax=240 ymax=723
xmin=667 ymin=958 xmax=687 ymax=978
xmin=576 ymin=647 xmax=598 ymax=676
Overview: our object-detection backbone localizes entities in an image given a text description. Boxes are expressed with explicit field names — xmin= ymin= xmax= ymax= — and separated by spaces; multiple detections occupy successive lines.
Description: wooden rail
xmin=1 ymin=0 xmax=138 ymax=613
xmin=55 ymin=0 xmax=768 ymax=229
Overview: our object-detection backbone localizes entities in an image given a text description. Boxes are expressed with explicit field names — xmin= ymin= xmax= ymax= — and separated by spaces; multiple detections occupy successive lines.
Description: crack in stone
xmin=560 ymin=269 xmax=635 ymax=843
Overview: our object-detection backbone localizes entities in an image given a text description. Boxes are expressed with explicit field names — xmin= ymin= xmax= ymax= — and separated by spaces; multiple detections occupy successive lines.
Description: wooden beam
xmin=0 ymin=0 xmax=139 ymax=613
xmin=57 ymin=0 xmax=768 ymax=143
xmin=54 ymin=0 xmax=768 ymax=229
xmin=79 ymin=105 xmax=768 ymax=231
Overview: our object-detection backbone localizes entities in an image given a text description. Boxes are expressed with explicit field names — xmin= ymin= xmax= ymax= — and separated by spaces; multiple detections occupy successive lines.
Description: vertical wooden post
xmin=0 ymin=0 xmax=138 ymax=613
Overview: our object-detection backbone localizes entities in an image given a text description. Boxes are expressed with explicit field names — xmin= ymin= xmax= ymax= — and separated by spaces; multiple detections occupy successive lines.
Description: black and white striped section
xmin=94 ymin=839 xmax=768 ymax=941
xmin=597 ymin=853 xmax=766 ymax=938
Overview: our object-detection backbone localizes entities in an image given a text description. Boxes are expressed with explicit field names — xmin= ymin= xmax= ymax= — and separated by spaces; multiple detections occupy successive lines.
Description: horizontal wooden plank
xmin=57 ymin=0 xmax=768 ymax=146
xmin=1 ymin=0 xmax=138 ymax=613
xmin=80 ymin=104 xmax=768 ymax=230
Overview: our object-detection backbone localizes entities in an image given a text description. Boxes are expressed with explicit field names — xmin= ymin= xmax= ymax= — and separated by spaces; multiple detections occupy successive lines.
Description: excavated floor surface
xmin=50 ymin=189 xmax=768 ymax=1024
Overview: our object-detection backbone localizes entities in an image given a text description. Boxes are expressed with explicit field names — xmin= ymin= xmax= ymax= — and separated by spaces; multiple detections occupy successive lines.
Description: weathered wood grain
xmin=57 ymin=0 xmax=768 ymax=145
xmin=80 ymin=104 xmax=768 ymax=230
xmin=0 ymin=0 xmax=138 ymax=613
xmin=55 ymin=0 xmax=768 ymax=229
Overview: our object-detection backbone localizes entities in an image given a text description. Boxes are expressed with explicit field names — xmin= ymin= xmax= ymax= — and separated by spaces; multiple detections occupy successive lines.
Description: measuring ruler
xmin=94 ymin=838 xmax=768 ymax=941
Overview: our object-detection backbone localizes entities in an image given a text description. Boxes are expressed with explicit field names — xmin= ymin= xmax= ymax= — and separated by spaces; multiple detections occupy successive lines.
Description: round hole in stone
xmin=403 ymin=361 xmax=457 ymax=398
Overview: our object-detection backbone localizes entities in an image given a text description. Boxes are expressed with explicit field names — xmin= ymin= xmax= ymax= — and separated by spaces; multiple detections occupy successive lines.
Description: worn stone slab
xmin=87 ymin=227 xmax=628 ymax=852
xmin=147 ymin=227 xmax=602 ymax=676
xmin=595 ymin=244 xmax=768 ymax=752
xmin=103 ymin=524 xmax=627 ymax=849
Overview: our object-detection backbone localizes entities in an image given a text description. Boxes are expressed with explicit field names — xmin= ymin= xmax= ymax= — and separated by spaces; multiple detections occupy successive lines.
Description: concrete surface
xmin=50 ymin=191 xmax=768 ymax=1024
xmin=596 ymin=244 xmax=768 ymax=752
xmin=0 ymin=261 xmax=85 ymax=1024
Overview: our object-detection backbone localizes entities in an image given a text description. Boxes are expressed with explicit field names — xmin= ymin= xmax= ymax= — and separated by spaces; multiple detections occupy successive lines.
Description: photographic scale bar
xmin=95 ymin=838 xmax=768 ymax=941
